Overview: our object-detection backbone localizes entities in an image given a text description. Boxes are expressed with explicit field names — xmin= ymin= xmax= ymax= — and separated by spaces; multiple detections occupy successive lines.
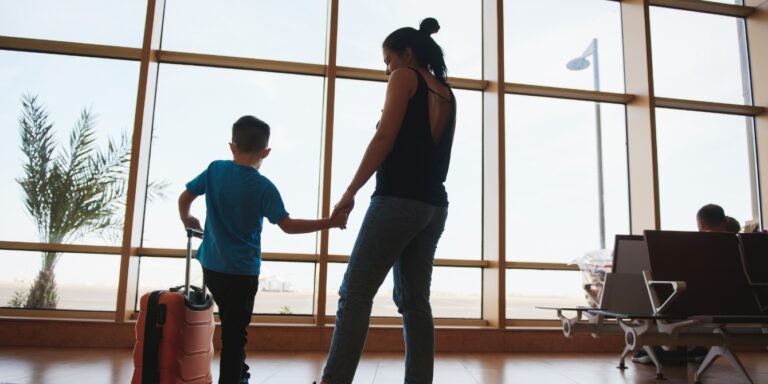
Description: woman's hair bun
xmin=419 ymin=18 xmax=440 ymax=36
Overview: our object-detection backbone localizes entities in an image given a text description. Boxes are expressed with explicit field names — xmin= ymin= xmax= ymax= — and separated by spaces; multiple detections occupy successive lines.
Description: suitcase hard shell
xmin=132 ymin=228 xmax=215 ymax=384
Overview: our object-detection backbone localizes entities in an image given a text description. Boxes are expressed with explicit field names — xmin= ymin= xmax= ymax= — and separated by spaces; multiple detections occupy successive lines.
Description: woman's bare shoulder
xmin=387 ymin=68 xmax=419 ymax=95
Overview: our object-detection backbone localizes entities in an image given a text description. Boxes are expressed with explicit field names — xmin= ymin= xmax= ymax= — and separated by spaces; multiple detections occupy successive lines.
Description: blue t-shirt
xmin=186 ymin=160 xmax=289 ymax=275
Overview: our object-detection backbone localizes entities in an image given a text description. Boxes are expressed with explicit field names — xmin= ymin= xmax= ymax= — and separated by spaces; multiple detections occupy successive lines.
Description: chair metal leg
xmin=694 ymin=346 xmax=754 ymax=384
xmin=617 ymin=344 xmax=632 ymax=370
xmin=694 ymin=348 xmax=719 ymax=384
xmin=721 ymin=347 xmax=754 ymax=384
xmin=643 ymin=345 xmax=666 ymax=380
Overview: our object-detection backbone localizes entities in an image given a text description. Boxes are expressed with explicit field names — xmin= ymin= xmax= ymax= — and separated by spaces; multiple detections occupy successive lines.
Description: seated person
xmin=725 ymin=216 xmax=741 ymax=233
xmin=696 ymin=203 xmax=728 ymax=232
xmin=634 ymin=203 xmax=737 ymax=365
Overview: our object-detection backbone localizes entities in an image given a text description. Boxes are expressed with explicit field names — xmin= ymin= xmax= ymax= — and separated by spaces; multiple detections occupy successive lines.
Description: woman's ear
xmin=404 ymin=47 xmax=415 ymax=64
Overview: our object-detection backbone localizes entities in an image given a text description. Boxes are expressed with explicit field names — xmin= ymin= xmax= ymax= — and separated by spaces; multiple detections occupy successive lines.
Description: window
xmin=650 ymin=7 xmax=750 ymax=104
xmin=701 ymin=0 xmax=744 ymax=4
xmin=326 ymin=263 xmax=481 ymax=319
xmin=656 ymin=108 xmax=756 ymax=230
xmin=0 ymin=51 xmax=139 ymax=245
xmin=137 ymin=258 xmax=316 ymax=315
xmin=162 ymin=0 xmax=328 ymax=63
xmin=504 ymin=0 xmax=624 ymax=93
xmin=337 ymin=0 xmax=482 ymax=79
xmin=0 ymin=0 xmax=146 ymax=47
xmin=1 ymin=250 xmax=120 ymax=311
xmin=506 ymin=269 xmax=585 ymax=320
xmin=143 ymin=64 xmax=325 ymax=254
xmin=505 ymin=95 xmax=629 ymax=263
xmin=330 ymin=79 xmax=482 ymax=260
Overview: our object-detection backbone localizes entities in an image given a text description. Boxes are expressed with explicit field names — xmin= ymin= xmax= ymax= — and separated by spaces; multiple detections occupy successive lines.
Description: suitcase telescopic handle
xmin=185 ymin=228 xmax=206 ymax=301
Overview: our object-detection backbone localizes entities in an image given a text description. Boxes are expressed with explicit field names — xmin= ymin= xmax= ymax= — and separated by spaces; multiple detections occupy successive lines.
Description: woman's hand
xmin=332 ymin=190 xmax=356 ymax=221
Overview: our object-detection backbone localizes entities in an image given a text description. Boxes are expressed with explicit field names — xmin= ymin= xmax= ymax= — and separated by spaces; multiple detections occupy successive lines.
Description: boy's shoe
xmin=631 ymin=350 xmax=652 ymax=364
xmin=688 ymin=347 xmax=709 ymax=363
xmin=631 ymin=347 xmax=687 ymax=366
xmin=240 ymin=371 xmax=250 ymax=384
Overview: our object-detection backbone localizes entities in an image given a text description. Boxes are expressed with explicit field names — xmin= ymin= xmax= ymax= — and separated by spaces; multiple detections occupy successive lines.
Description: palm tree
xmin=12 ymin=94 xmax=164 ymax=308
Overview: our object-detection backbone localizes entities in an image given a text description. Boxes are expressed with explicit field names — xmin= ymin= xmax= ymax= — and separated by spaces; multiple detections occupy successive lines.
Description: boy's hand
xmin=181 ymin=215 xmax=202 ymax=232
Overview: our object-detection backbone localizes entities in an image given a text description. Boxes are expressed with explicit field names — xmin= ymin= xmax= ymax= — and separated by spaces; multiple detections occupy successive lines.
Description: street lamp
xmin=567 ymin=38 xmax=606 ymax=249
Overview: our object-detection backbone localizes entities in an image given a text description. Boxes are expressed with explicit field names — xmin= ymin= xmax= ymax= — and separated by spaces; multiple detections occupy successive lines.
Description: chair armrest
xmin=647 ymin=279 xmax=687 ymax=315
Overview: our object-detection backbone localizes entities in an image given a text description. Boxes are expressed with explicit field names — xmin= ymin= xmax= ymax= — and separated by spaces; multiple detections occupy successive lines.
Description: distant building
xmin=259 ymin=275 xmax=295 ymax=292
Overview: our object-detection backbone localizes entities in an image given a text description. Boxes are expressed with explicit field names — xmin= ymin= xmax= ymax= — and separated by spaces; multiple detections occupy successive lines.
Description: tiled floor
xmin=1 ymin=347 xmax=767 ymax=383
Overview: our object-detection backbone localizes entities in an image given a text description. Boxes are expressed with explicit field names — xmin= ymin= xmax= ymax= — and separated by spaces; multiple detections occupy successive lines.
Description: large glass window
xmin=701 ymin=0 xmax=744 ymax=5
xmin=0 ymin=51 xmax=139 ymax=245
xmin=330 ymin=79 xmax=482 ymax=260
xmin=143 ymin=64 xmax=325 ymax=254
xmin=505 ymin=95 xmax=629 ymax=263
xmin=325 ymin=263 xmax=481 ymax=319
xmin=337 ymin=0 xmax=481 ymax=79
xmin=137 ymin=258 xmax=315 ymax=315
xmin=504 ymin=0 xmax=624 ymax=93
xmin=162 ymin=0 xmax=328 ymax=63
xmin=506 ymin=269 xmax=585 ymax=319
xmin=650 ymin=7 xmax=750 ymax=104
xmin=0 ymin=0 xmax=146 ymax=47
xmin=0 ymin=251 xmax=120 ymax=311
xmin=656 ymin=108 xmax=755 ymax=230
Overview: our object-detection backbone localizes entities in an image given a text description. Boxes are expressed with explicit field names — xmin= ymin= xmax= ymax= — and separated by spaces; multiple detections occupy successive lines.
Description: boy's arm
xmin=277 ymin=210 xmax=347 ymax=234
xmin=178 ymin=190 xmax=202 ymax=230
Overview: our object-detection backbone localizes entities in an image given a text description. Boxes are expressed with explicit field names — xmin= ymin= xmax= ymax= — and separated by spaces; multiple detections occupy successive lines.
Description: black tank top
xmin=372 ymin=68 xmax=456 ymax=207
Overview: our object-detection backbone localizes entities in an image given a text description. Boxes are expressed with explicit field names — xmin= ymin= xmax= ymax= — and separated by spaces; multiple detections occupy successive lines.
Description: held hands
xmin=330 ymin=190 xmax=355 ymax=230
xmin=329 ymin=207 xmax=349 ymax=230
xmin=181 ymin=215 xmax=202 ymax=232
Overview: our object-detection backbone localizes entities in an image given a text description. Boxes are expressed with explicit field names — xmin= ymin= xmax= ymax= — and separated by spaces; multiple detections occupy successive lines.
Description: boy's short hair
xmin=232 ymin=115 xmax=270 ymax=153
xmin=697 ymin=203 xmax=726 ymax=229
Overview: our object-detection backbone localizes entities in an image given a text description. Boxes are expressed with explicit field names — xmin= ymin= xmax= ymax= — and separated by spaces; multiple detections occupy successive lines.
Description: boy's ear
xmin=229 ymin=142 xmax=237 ymax=155
xmin=261 ymin=148 xmax=271 ymax=159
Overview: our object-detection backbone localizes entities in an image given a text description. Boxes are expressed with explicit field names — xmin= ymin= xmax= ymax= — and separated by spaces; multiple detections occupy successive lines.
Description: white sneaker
xmin=631 ymin=350 xmax=652 ymax=364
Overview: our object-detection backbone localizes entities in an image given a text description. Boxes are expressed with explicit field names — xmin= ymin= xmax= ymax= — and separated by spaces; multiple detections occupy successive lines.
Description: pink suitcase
xmin=132 ymin=228 xmax=215 ymax=384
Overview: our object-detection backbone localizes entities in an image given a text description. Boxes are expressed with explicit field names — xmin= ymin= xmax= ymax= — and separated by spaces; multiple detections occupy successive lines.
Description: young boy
xmin=178 ymin=115 xmax=346 ymax=384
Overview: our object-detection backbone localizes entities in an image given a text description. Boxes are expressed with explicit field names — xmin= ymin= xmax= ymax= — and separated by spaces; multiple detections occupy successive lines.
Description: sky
xmin=0 ymin=0 xmax=758 ymax=318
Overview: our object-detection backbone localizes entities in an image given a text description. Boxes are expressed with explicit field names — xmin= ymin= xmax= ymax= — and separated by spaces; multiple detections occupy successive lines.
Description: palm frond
xmin=16 ymin=94 xmax=169 ymax=308
xmin=17 ymin=94 xmax=56 ymax=238
xmin=147 ymin=179 xmax=171 ymax=202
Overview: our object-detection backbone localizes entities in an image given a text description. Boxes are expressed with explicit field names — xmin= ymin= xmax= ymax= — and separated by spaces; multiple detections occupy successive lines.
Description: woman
xmin=318 ymin=17 xmax=456 ymax=384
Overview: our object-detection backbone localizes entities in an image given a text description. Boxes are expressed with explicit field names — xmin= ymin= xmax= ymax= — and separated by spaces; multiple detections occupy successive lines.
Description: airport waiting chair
xmin=739 ymin=232 xmax=768 ymax=312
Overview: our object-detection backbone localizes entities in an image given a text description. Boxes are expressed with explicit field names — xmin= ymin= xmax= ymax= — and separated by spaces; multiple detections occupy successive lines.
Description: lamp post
xmin=567 ymin=38 xmax=606 ymax=249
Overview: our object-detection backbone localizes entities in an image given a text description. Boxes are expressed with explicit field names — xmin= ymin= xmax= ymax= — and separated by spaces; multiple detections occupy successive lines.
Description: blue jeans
xmin=322 ymin=196 xmax=448 ymax=384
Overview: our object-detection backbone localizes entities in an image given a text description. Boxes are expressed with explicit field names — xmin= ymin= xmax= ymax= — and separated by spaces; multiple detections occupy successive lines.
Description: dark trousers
xmin=203 ymin=268 xmax=259 ymax=384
